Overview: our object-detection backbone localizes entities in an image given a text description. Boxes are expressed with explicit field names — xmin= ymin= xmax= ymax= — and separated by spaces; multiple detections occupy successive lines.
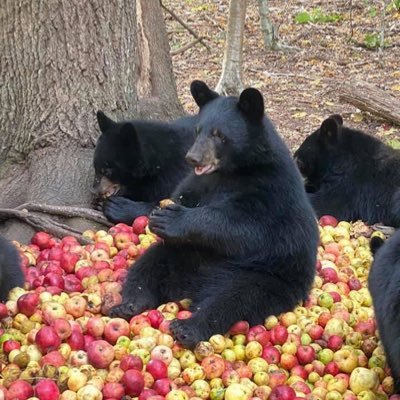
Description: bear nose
xmin=185 ymin=152 xmax=202 ymax=166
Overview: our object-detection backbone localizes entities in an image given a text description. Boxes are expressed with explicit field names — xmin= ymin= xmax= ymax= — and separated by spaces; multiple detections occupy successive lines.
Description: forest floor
xmin=163 ymin=0 xmax=400 ymax=151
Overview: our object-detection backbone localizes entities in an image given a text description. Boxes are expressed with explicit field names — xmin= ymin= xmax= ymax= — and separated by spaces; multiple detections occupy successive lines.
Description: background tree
xmin=0 ymin=0 xmax=183 ymax=242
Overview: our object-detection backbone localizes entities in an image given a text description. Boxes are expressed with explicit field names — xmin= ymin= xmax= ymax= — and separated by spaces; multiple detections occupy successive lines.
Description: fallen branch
xmin=339 ymin=80 xmax=400 ymax=126
xmin=171 ymin=37 xmax=204 ymax=56
xmin=16 ymin=203 xmax=112 ymax=227
xmin=160 ymin=1 xmax=211 ymax=52
xmin=0 ymin=208 xmax=92 ymax=244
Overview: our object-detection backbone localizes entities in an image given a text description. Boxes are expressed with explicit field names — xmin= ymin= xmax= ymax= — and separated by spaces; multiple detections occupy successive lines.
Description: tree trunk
xmin=215 ymin=0 xmax=247 ymax=96
xmin=339 ymin=81 xmax=400 ymax=126
xmin=0 ymin=0 xmax=183 ymax=242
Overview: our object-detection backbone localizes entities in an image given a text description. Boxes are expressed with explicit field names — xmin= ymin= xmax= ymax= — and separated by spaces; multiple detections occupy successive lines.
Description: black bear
xmin=294 ymin=115 xmax=400 ymax=227
xmin=93 ymin=111 xmax=199 ymax=224
xmin=369 ymin=231 xmax=400 ymax=392
xmin=0 ymin=235 xmax=24 ymax=302
xmin=109 ymin=80 xmax=319 ymax=349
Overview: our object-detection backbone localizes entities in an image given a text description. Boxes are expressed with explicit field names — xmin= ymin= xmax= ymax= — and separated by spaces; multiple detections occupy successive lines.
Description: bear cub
xmin=0 ymin=235 xmax=24 ymax=302
xmin=110 ymin=80 xmax=319 ymax=349
xmin=369 ymin=231 xmax=400 ymax=393
xmin=294 ymin=115 xmax=400 ymax=227
xmin=93 ymin=111 xmax=198 ymax=224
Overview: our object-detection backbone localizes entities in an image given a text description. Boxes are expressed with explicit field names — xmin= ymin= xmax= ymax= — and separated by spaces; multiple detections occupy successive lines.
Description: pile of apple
xmin=0 ymin=215 xmax=398 ymax=400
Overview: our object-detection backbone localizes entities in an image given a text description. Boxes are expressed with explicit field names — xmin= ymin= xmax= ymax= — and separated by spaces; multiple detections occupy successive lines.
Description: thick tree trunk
xmin=339 ymin=81 xmax=400 ymax=126
xmin=215 ymin=0 xmax=247 ymax=96
xmin=0 ymin=0 xmax=183 ymax=242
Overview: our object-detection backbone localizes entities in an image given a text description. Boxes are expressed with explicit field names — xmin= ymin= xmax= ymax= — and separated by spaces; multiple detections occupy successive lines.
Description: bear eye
xmin=211 ymin=129 xmax=226 ymax=143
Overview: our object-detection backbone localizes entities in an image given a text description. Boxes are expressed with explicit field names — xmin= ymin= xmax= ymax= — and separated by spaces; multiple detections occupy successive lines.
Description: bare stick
xmin=0 ymin=208 xmax=92 ymax=244
xmin=160 ymin=1 xmax=211 ymax=52
xmin=16 ymin=203 xmax=112 ymax=227
xmin=171 ymin=37 xmax=204 ymax=56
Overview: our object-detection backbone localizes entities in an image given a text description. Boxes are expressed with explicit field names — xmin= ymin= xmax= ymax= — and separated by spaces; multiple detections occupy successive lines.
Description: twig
xmin=379 ymin=0 xmax=390 ymax=64
xmin=16 ymin=203 xmax=112 ymax=227
xmin=160 ymin=1 xmax=211 ymax=52
xmin=171 ymin=37 xmax=204 ymax=56
xmin=0 ymin=208 xmax=92 ymax=244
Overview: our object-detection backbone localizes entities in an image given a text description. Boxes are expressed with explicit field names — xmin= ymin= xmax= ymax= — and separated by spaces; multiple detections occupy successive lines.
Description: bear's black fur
xmin=369 ymin=230 xmax=400 ymax=392
xmin=0 ymin=235 xmax=24 ymax=302
xmin=294 ymin=115 xmax=400 ymax=227
xmin=93 ymin=111 xmax=198 ymax=224
xmin=109 ymin=81 xmax=318 ymax=349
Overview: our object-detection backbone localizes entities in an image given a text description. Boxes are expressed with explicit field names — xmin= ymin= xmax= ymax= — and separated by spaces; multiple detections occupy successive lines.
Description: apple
xmin=224 ymin=383 xmax=252 ymax=400
xmin=103 ymin=382 xmax=125 ymax=399
xmin=87 ymin=340 xmax=115 ymax=369
xmin=290 ymin=365 xmax=308 ymax=380
xmin=60 ymin=252 xmax=80 ymax=273
xmin=328 ymin=335 xmax=344 ymax=351
xmin=34 ymin=379 xmax=60 ymax=400
xmin=64 ymin=274 xmax=84 ymax=293
xmin=104 ymin=318 xmax=130 ymax=344
xmin=319 ymin=215 xmax=338 ymax=227
xmin=153 ymin=378 xmax=176 ymax=396
xmin=132 ymin=216 xmax=149 ymax=235
xmin=262 ymin=346 xmax=281 ymax=364
xmin=280 ymin=353 xmax=298 ymax=370
xmin=3 ymin=339 xmax=21 ymax=354
xmin=35 ymin=326 xmax=61 ymax=353
xmin=270 ymin=325 xmax=288 ymax=345
xmin=268 ymin=370 xmax=287 ymax=389
xmin=320 ymin=268 xmax=339 ymax=284
xmin=7 ymin=379 xmax=34 ymax=399
xmin=334 ymin=349 xmax=359 ymax=374
xmin=122 ymin=369 xmax=145 ymax=396
xmin=87 ymin=317 xmax=106 ymax=338
xmin=67 ymin=328 xmax=85 ymax=351
xmin=296 ymin=345 xmax=315 ymax=365
xmin=307 ymin=325 xmax=324 ymax=341
xmin=147 ymin=359 xmax=168 ymax=380
xmin=31 ymin=232 xmax=52 ymax=249
xmin=40 ymin=350 xmax=66 ymax=367
xmin=120 ymin=354 xmax=144 ymax=371
xmin=324 ymin=361 xmax=340 ymax=376
xmin=17 ymin=292 xmax=40 ymax=317
xmin=348 ymin=277 xmax=362 ymax=291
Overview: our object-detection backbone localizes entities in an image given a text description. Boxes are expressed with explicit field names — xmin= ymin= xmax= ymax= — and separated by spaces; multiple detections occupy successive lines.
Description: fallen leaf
xmin=351 ymin=113 xmax=364 ymax=123
xmin=292 ymin=111 xmax=307 ymax=119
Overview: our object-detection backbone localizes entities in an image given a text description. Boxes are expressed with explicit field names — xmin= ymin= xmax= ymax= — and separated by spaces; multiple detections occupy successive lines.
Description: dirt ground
xmin=163 ymin=0 xmax=400 ymax=151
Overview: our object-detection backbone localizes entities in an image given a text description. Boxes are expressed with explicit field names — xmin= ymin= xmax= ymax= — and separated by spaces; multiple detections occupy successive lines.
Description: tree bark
xmin=339 ymin=81 xmax=400 ymax=126
xmin=215 ymin=0 xmax=247 ymax=96
xmin=0 ymin=0 xmax=183 ymax=242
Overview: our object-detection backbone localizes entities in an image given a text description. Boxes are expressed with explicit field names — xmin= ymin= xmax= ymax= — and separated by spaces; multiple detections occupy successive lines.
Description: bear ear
xmin=190 ymin=80 xmax=219 ymax=108
xmin=238 ymin=88 xmax=264 ymax=123
xmin=97 ymin=111 xmax=115 ymax=133
xmin=318 ymin=116 xmax=342 ymax=146
xmin=329 ymin=114 xmax=343 ymax=126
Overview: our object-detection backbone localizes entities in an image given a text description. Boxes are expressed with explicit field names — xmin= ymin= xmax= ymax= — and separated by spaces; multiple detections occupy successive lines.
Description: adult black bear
xmin=0 ymin=235 xmax=24 ymax=302
xmin=109 ymin=80 xmax=319 ymax=349
xmin=294 ymin=115 xmax=400 ymax=227
xmin=369 ymin=231 xmax=400 ymax=392
xmin=93 ymin=111 xmax=198 ymax=224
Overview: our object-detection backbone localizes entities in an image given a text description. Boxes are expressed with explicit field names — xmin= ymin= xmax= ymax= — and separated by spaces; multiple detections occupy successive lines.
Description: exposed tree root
xmin=0 ymin=203 xmax=112 ymax=244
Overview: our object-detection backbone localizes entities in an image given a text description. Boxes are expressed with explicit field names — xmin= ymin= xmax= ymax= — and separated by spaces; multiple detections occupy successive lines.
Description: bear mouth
xmin=194 ymin=164 xmax=218 ymax=175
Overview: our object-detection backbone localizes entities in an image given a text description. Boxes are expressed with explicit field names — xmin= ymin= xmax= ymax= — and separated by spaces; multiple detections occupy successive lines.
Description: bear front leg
xmin=103 ymin=196 xmax=156 ymax=224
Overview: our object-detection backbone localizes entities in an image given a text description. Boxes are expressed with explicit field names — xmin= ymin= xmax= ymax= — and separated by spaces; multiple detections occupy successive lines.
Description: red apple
xmin=130 ymin=314 xmax=151 ymax=335
xmin=132 ymin=216 xmax=149 ymax=235
xmin=290 ymin=365 xmax=308 ymax=380
xmin=31 ymin=232 xmax=52 ymax=250
xmin=104 ymin=318 xmax=130 ymax=345
xmin=327 ymin=335 xmax=343 ymax=351
xmin=319 ymin=215 xmax=338 ymax=227
xmin=270 ymin=325 xmax=288 ymax=345
xmin=40 ymin=350 xmax=65 ymax=367
xmin=86 ymin=317 xmax=106 ymax=338
xmin=3 ymin=339 xmax=21 ymax=354
xmin=67 ymin=329 xmax=85 ymax=351
xmin=307 ymin=325 xmax=324 ymax=341
xmin=87 ymin=339 xmax=115 ymax=369
xmin=103 ymin=382 xmax=125 ymax=399
xmin=43 ymin=272 xmax=65 ymax=289
xmin=348 ymin=277 xmax=362 ymax=291
xmin=17 ymin=292 xmax=40 ymax=318
xmin=152 ymin=378 xmax=176 ymax=396
xmin=146 ymin=359 xmax=168 ymax=380
xmin=147 ymin=310 xmax=164 ymax=329
xmin=114 ymin=232 xmax=134 ymax=250
xmin=262 ymin=346 xmax=281 ymax=364
xmin=122 ymin=369 xmax=145 ymax=396
xmin=64 ymin=274 xmax=83 ymax=293
xmin=60 ymin=252 xmax=80 ymax=273
xmin=280 ymin=353 xmax=298 ymax=370
xmin=324 ymin=361 xmax=340 ymax=376
xmin=0 ymin=303 xmax=8 ymax=319
xmin=139 ymin=389 xmax=158 ymax=400
xmin=7 ymin=380 xmax=34 ymax=400
xmin=269 ymin=385 xmax=296 ymax=400
xmin=35 ymin=326 xmax=61 ymax=354
xmin=296 ymin=345 xmax=316 ymax=365
xmin=120 ymin=354 xmax=144 ymax=372
xmin=34 ymin=379 xmax=60 ymax=400
xmin=51 ymin=318 xmax=72 ymax=340
xmin=229 ymin=320 xmax=250 ymax=335
xmin=320 ymin=268 xmax=339 ymax=284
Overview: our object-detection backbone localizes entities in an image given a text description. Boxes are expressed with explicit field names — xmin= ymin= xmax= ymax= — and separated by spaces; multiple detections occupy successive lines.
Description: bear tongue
xmin=195 ymin=165 xmax=212 ymax=175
